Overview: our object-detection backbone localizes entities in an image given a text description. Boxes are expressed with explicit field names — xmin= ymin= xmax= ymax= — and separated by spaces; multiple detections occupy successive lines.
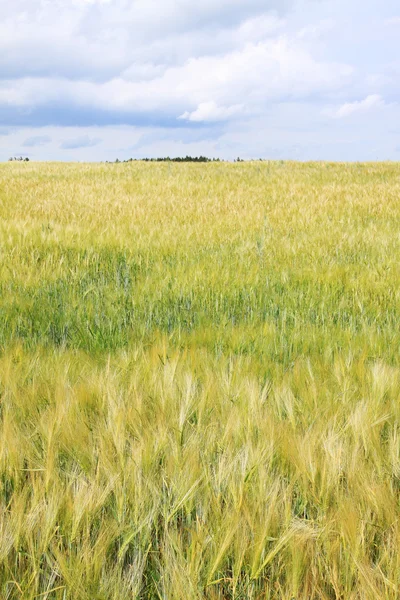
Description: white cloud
xmin=366 ymin=74 xmax=393 ymax=87
xmin=23 ymin=135 xmax=51 ymax=147
xmin=179 ymin=102 xmax=244 ymax=122
xmin=296 ymin=19 xmax=335 ymax=40
xmin=0 ymin=6 xmax=288 ymax=83
xmin=0 ymin=37 xmax=353 ymax=122
xmin=325 ymin=95 xmax=386 ymax=119
xmin=60 ymin=134 xmax=101 ymax=149
xmin=73 ymin=0 xmax=112 ymax=4
xmin=384 ymin=16 xmax=400 ymax=26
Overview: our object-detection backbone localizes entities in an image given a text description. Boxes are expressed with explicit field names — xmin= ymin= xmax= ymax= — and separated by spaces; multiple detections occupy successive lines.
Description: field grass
xmin=0 ymin=160 xmax=399 ymax=599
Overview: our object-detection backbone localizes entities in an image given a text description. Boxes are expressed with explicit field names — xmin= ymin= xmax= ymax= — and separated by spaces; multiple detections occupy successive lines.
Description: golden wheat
xmin=0 ymin=160 xmax=399 ymax=599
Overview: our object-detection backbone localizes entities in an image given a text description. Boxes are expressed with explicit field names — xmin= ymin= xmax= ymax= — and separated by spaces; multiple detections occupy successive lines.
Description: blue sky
xmin=1 ymin=0 xmax=399 ymax=161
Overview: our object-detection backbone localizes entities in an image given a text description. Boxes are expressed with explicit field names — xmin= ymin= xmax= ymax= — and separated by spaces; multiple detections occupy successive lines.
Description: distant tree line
xmin=108 ymin=156 xmax=222 ymax=164
xmin=7 ymin=156 xmax=255 ymax=164
xmin=106 ymin=156 xmax=255 ymax=164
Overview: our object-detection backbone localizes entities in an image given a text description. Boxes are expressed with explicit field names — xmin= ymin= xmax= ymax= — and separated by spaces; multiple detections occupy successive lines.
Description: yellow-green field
xmin=0 ymin=161 xmax=400 ymax=599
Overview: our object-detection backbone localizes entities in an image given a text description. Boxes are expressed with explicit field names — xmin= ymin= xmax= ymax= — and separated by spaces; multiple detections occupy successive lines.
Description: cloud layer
xmin=325 ymin=95 xmax=387 ymax=119
xmin=1 ymin=0 xmax=400 ymax=160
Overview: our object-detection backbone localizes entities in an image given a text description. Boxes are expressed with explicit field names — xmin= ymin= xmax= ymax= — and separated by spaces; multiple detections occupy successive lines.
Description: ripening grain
xmin=0 ymin=161 xmax=399 ymax=599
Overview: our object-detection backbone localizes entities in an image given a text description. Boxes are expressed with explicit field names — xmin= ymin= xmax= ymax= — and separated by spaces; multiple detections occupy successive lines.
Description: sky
xmin=0 ymin=0 xmax=399 ymax=162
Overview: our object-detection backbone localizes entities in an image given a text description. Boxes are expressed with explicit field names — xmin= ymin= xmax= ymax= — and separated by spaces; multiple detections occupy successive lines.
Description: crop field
xmin=0 ymin=160 xmax=400 ymax=599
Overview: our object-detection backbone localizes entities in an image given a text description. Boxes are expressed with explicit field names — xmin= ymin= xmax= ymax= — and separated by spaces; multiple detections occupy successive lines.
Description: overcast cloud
xmin=1 ymin=0 xmax=399 ymax=161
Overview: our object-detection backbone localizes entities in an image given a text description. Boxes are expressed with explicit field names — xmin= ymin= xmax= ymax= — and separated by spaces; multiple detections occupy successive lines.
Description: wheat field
xmin=0 ymin=160 xmax=399 ymax=599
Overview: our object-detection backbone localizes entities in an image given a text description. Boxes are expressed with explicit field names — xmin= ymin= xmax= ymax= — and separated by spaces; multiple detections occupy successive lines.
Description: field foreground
xmin=0 ymin=161 xmax=400 ymax=599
